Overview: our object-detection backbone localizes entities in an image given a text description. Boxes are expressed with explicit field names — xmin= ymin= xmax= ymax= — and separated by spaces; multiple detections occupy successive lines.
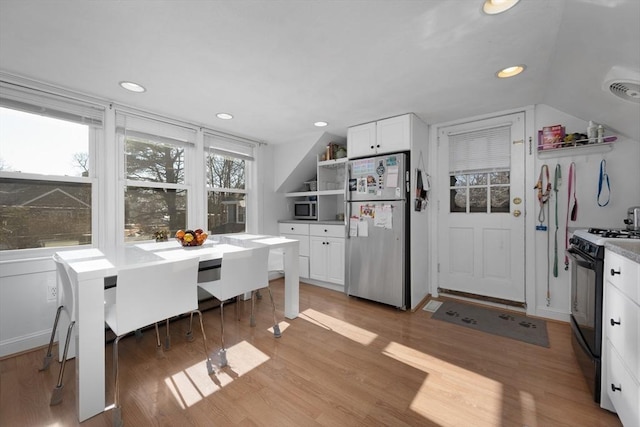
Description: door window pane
xmin=469 ymin=187 xmax=488 ymax=212
xmin=450 ymin=170 xmax=509 ymax=213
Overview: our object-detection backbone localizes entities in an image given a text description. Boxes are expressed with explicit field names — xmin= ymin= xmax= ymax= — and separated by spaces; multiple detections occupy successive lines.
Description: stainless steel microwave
xmin=294 ymin=200 xmax=317 ymax=219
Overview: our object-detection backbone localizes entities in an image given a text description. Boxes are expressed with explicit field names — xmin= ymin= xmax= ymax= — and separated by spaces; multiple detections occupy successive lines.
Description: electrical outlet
xmin=47 ymin=284 xmax=57 ymax=302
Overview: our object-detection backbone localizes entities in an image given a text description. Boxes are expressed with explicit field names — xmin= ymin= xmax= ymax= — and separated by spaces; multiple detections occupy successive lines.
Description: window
xmin=117 ymin=113 xmax=195 ymax=241
xmin=0 ymin=83 xmax=102 ymax=250
xmin=204 ymin=133 xmax=254 ymax=234
xmin=448 ymin=125 xmax=511 ymax=213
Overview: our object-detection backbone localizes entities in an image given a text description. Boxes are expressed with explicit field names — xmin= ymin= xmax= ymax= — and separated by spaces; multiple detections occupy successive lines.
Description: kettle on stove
xmin=624 ymin=206 xmax=640 ymax=231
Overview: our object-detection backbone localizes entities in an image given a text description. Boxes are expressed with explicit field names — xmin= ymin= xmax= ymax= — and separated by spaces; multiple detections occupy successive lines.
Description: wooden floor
xmin=1 ymin=279 xmax=621 ymax=427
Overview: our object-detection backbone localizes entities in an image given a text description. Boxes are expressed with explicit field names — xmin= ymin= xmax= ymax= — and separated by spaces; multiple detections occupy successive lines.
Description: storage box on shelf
xmin=601 ymin=248 xmax=640 ymax=427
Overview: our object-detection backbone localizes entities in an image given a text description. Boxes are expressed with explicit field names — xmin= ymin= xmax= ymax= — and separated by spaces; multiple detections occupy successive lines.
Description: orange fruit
xmin=175 ymin=230 xmax=185 ymax=239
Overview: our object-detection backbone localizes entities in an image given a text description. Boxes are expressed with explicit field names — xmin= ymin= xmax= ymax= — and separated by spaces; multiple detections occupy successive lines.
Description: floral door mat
xmin=431 ymin=300 xmax=549 ymax=347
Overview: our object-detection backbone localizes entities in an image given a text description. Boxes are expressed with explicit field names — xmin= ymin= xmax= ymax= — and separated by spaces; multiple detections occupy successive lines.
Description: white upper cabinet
xmin=347 ymin=114 xmax=413 ymax=158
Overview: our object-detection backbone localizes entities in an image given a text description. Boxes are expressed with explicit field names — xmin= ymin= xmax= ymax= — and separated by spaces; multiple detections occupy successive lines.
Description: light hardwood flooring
xmin=1 ymin=279 xmax=621 ymax=426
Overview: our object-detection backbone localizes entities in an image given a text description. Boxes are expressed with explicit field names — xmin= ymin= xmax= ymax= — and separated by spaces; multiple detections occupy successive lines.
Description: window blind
xmin=448 ymin=125 xmax=511 ymax=174
xmin=115 ymin=111 xmax=196 ymax=146
xmin=204 ymin=132 xmax=255 ymax=161
xmin=0 ymin=81 xmax=104 ymax=127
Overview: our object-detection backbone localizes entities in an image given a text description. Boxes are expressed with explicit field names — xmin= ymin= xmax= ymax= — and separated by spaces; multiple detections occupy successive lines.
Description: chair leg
xmin=219 ymin=302 xmax=227 ymax=368
xmin=267 ymin=287 xmax=282 ymax=338
xmin=250 ymin=291 xmax=256 ymax=327
xmin=112 ymin=335 xmax=124 ymax=427
xmin=49 ymin=320 xmax=75 ymax=405
xmin=192 ymin=309 xmax=214 ymax=374
xmin=164 ymin=318 xmax=171 ymax=350
xmin=154 ymin=323 xmax=161 ymax=348
xmin=40 ymin=305 xmax=63 ymax=371
xmin=186 ymin=312 xmax=195 ymax=342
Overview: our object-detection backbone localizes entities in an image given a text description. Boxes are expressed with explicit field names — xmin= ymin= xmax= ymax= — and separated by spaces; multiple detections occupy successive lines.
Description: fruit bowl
xmin=175 ymin=229 xmax=208 ymax=247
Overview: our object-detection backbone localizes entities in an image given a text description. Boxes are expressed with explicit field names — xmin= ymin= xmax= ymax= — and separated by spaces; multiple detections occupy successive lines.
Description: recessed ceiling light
xmin=216 ymin=113 xmax=234 ymax=120
xmin=119 ymin=81 xmax=146 ymax=93
xmin=496 ymin=65 xmax=526 ymax=78
xmin=314 ymin=121 xmax=328 ymax=127
xmin=483 ymin=0 xmax=520 ymax=15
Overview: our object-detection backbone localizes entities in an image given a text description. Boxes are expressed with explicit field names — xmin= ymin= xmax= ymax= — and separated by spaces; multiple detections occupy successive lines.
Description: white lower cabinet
xmin=309 ymin=236 xmax=345 ymax=285
xmin=602 ymin=248 xmax=640 ymax=427
xmin=279 ymin=222 xmax=345 ymax=286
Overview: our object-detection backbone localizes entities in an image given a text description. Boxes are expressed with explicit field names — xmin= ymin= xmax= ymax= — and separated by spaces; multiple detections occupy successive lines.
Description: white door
xmin=437 ymin=113 xmax=526 ymax=302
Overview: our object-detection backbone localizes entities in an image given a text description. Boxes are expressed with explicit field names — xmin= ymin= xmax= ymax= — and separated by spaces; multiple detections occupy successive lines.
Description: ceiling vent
xmin=602 ymin=66 xmax=640 ymax=104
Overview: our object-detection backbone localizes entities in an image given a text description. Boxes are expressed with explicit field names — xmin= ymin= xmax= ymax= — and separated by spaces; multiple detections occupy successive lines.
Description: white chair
xmin=39 ymin=254 xmax=76 ymax=406
xmin=104 ymin=257 xmax=211 ymax=427
xmin=198 ymin=246 xmax=280 ymax=369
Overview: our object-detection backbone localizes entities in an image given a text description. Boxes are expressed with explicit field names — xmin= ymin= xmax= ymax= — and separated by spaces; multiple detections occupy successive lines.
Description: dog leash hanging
xmin=564 ymin=162 xmax=577 ymax=270
xmin=553 ymin=164 xmax=561 ymax=279
xmin=534 ymin=164 xmax=551 ymax=229
xmin=597 ymin=159 xmax=610 ymax=207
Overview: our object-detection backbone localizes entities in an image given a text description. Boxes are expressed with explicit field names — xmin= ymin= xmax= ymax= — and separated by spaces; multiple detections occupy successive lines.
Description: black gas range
xmin=568 ymin=227 xmax=639 ymax=403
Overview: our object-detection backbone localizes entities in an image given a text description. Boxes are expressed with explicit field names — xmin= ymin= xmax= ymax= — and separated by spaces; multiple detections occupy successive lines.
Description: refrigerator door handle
xmin=346 ymin=202 xmax=351 ymax=239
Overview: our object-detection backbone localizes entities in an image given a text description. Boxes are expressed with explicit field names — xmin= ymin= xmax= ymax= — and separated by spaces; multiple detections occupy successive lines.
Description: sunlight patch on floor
xmin=299 ymin=308 xmax=378 ymax=345
xmin=383 ymin=341 xmax=505 ymax=425
xmin=519 ymin=390 xmax=537 ymax=426
xmin=164 ymin=340 xmax=270 ymax=407
xmin=268 ymin=321 xmax=290 ymax=335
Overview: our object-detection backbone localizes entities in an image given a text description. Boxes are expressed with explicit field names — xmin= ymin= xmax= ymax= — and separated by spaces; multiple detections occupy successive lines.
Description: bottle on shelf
xmin=587 ymin=120 xmax=598 ymax=143
xmin=597 ymin=124 xmax=604 ymax=144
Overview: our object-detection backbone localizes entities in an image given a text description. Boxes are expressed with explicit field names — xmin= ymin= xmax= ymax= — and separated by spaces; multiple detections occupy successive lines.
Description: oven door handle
xmin=567 ymin=248 xmax=595 ymax=269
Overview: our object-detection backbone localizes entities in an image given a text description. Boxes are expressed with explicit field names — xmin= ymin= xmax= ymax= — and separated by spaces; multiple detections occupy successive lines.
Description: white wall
xmin=532 ymin=104 xmax=640 ymax=320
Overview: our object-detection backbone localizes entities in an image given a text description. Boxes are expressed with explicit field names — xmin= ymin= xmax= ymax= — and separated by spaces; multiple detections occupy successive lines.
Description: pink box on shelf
xmin=539 ymin=125 xmax=565 ymax=150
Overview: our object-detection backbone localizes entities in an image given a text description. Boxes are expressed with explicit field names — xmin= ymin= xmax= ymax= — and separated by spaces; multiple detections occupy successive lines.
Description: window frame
xmin=116 ymin=111 xmax=197 ymax=244
xmin=204 ymin=134 xmax=254 ymax=235
xmin=0 ymin=93 xmax=102 ymax=255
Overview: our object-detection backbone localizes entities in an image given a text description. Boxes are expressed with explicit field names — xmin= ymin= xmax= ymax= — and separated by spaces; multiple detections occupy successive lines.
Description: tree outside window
xmin=124 ymin=137 xmax=188 ymax=241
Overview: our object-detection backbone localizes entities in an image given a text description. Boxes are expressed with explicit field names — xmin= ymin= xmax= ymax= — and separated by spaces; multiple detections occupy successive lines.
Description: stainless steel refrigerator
xmin=345 ymin=152 xmax=409 ymax=309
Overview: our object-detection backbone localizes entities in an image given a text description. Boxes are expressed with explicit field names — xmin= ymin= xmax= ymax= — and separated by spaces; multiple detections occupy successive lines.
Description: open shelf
xmin=537 ymin=141 xmax=614 ymax=158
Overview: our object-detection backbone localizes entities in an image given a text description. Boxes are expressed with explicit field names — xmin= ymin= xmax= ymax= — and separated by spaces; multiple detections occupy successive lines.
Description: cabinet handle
xmin=324 ymin=229 xmax=327 ymax=233
xmin=376 ymin=144 xmax=380 ymax=148
xmin=370 ymin=145 xmax=374 ymax=149
xmin=610 ymin=268 xmax=620 ymax=276
xmin=291 ymin=227 xmax=294 ymax=231
xmin=610 ymin=318 xmax=621 ymax=326
xmin=611 ymin=384 xmax=622 ymax=392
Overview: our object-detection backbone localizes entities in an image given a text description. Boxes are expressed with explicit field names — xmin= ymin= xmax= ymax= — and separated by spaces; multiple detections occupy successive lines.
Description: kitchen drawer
xmin=605 ymin=283 xmax=640 ymax=380
xmin=606 ymin=342 xmax=640 ymax=427
xmin=279 ymin=222 xmax=309 ymax=236
xmin=309 ymin=224 xmax=344 ymax=238
xmin=605 ymin=251 xmax=640 ymax=303
xmin=281 ymin=233 xmax=310 ymax=257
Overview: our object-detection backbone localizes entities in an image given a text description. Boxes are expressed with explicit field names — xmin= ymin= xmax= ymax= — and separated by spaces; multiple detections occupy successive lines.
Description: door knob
xmin=513 ymin=210 xmax=521 ymax=217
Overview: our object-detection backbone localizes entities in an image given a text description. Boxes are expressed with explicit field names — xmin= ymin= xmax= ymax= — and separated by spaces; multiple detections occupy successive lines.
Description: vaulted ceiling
xmin=1 ymin=0 xmax=639 ymax=145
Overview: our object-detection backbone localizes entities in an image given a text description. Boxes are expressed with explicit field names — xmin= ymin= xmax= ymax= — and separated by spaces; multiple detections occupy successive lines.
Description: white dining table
xmin=55 ymin=234 xmax=299 ymax=422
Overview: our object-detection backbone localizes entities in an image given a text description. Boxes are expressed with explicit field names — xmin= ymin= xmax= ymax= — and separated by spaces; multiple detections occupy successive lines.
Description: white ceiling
xmin=1 ymin=0 xmax=639 ymax=145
